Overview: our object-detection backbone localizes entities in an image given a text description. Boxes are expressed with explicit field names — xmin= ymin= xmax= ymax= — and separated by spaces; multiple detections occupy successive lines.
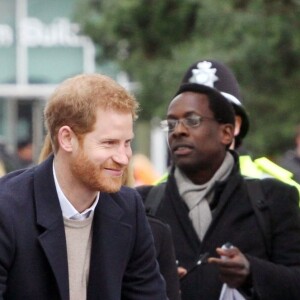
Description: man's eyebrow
xmin=99 ymin=136 xmax=134 ymax=142
xmin=167 ymin=111 xmax=198 ymax=118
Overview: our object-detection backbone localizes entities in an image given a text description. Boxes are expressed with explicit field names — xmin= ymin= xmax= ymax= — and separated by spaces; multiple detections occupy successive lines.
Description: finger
xmin=216 ymin=246 xmax=239 ymax=258
xmin=177 ymin=267 xmax=187 ymax=278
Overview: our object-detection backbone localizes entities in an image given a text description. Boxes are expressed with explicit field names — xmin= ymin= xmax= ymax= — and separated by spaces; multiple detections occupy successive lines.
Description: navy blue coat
xmin=0 ymin=155 xmax=167 ymax=300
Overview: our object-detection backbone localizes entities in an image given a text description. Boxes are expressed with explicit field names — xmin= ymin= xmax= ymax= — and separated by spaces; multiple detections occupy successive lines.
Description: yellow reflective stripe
xmin=153 ymin=172 xmax=169 ymax=185
xmin=254 ymin=157 xmax=300 ymax=198
xmin=239 ymin=155 xmax=263 ymax=178
xmin=254 ymin=157 xmax=293 ymax=179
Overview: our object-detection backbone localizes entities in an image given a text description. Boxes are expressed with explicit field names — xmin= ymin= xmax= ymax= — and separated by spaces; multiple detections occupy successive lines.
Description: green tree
xmin=76 ymin=0 xmax=300 ymax=157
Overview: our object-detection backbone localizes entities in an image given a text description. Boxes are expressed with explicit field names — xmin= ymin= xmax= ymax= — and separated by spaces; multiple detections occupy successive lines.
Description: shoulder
xmin=106 ymin=186 xmax=146 ymax=214
xmin=0 ymin=155 xmax=53 ymax=198
xmin=136 ymin=183 xmax=168 ymax=198
xmin=111 ymin=185 xmax=142 ymax=203
xmin=0 ymin=168 xmax=36 ymax=234
xmin=119 ymin=185 xmax=140 ymax=196
xmin=0 ymin=167 xmax=31 ymax=184
xmin=260 ymin=177 xmax=298 ymax=194
xmin=246 ymin=177 xmax=298 ymax=197
xmin=256 ymin=177 xmax=299 ymax=209
xmin=0 ymin=168 xmax=34 ymax=202
xmin=135 ymin=185 xmax=154 ymax=201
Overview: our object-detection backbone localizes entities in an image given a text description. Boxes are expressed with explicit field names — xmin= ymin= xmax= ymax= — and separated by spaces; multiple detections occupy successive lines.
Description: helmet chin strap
xmin=234 ymin=115 xmax=242 ymax=137
xmin=229 ymin=115 xmax=242 ymax=150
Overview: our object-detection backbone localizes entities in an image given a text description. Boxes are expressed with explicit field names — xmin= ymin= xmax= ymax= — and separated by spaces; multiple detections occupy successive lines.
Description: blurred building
xmin=0 ymin=0 xmax=98 ymax=160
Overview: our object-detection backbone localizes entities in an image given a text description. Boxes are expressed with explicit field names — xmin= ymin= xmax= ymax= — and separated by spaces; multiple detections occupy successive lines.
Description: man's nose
xmin=112 ymin=148 xmax=131 ymax=165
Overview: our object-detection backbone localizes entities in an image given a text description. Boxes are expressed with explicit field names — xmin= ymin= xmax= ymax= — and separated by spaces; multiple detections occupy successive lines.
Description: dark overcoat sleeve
xmin=247 ymin=179 xmax=300 ymax=299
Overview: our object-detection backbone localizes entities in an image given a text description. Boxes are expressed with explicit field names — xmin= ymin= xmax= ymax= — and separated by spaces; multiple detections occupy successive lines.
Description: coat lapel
xmin=204 ymin=173 xmax=244 ymax=241
xmin=34 ymin=156 xmax=69 ymax=300
xmin=87 ymin=192 xmax=132 ymax=299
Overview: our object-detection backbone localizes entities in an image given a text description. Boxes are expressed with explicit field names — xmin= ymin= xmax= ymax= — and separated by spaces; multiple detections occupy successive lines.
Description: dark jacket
xmin=137 ymin=154 xmax=300 ymax=300
xmin=148 ymin=215 xmax=181 ymax=300
xmin=0 ymin=155 xmax=167 ymax=300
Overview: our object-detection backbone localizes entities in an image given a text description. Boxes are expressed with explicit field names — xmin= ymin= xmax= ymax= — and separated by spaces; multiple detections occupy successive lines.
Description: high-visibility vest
xmin=239 ymin=155 xmax=300 ymax=196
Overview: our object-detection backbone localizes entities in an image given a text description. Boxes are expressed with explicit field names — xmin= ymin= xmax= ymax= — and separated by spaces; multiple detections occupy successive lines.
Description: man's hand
xmin=208 ymin=246 xmax=250 ymax=288
xmin=177 ymin=266 xmax=187 ymax=278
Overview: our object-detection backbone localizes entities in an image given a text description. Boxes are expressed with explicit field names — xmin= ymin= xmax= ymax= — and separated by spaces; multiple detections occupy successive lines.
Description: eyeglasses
xmin=160 ymin=114 xmax=216 ymax=132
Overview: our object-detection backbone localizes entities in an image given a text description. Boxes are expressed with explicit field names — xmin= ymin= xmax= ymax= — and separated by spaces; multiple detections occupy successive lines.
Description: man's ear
xmin=220 ymin=124 xmax=235 ymax=147
xmin=57 ymin=126 xmax=78 ymax=153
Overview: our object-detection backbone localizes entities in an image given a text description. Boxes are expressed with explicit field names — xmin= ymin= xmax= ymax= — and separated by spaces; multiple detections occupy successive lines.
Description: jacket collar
xmin=34 ymin=155 xmax=62 ymax=228
xmin=33 ymin=154 xmax=69 ymax=300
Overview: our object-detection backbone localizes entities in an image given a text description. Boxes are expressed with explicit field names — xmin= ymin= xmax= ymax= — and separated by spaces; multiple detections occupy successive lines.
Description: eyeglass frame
xmin=160 ymin=114 xmax=218 ymax=132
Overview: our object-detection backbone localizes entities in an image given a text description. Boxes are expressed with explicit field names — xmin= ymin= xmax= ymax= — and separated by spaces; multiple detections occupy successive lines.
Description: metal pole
xmin=16 ymin=0 xmax=28 ymax=85
xmin=6 ymin=98 xmax=18 ymax=152
xmin=32 ymin=99 xmax=45 ymax=164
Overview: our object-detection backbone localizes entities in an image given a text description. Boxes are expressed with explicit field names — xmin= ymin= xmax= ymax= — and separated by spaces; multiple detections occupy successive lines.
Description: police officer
xmin=156 ymin=59 xmax=300 ymax=196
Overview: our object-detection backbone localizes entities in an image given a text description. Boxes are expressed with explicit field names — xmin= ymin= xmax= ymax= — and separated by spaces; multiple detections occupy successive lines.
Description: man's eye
xmin=125 ymin=140 xmax=132 ymax=147
xmin=168 ymin=120 xmax=177 ymax=129
xmin=104 ymin=140 xmax=115 ymax=146
xmin=186 ymin=117 xmax=200 ymax=126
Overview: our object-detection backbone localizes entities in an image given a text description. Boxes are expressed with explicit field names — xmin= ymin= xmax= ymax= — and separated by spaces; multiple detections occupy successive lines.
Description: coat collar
xmin=34 ymin=155 xmax=62 ymax=228
xmin=33 ymin=155 xmax=69 ymax=300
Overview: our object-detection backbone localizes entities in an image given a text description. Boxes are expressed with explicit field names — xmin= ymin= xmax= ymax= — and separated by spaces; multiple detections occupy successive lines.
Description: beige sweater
xmin=64 ymin=214 xmax=94 ymax=300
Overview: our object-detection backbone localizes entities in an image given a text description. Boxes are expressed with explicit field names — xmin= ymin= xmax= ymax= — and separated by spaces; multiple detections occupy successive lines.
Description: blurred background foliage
xmin=75 ymin=0 xmax=300 ymax=159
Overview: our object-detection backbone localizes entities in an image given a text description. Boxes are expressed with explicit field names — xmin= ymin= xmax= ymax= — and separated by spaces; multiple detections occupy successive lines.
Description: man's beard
xmin=70 ymin=149 xmax=124 ymax=193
